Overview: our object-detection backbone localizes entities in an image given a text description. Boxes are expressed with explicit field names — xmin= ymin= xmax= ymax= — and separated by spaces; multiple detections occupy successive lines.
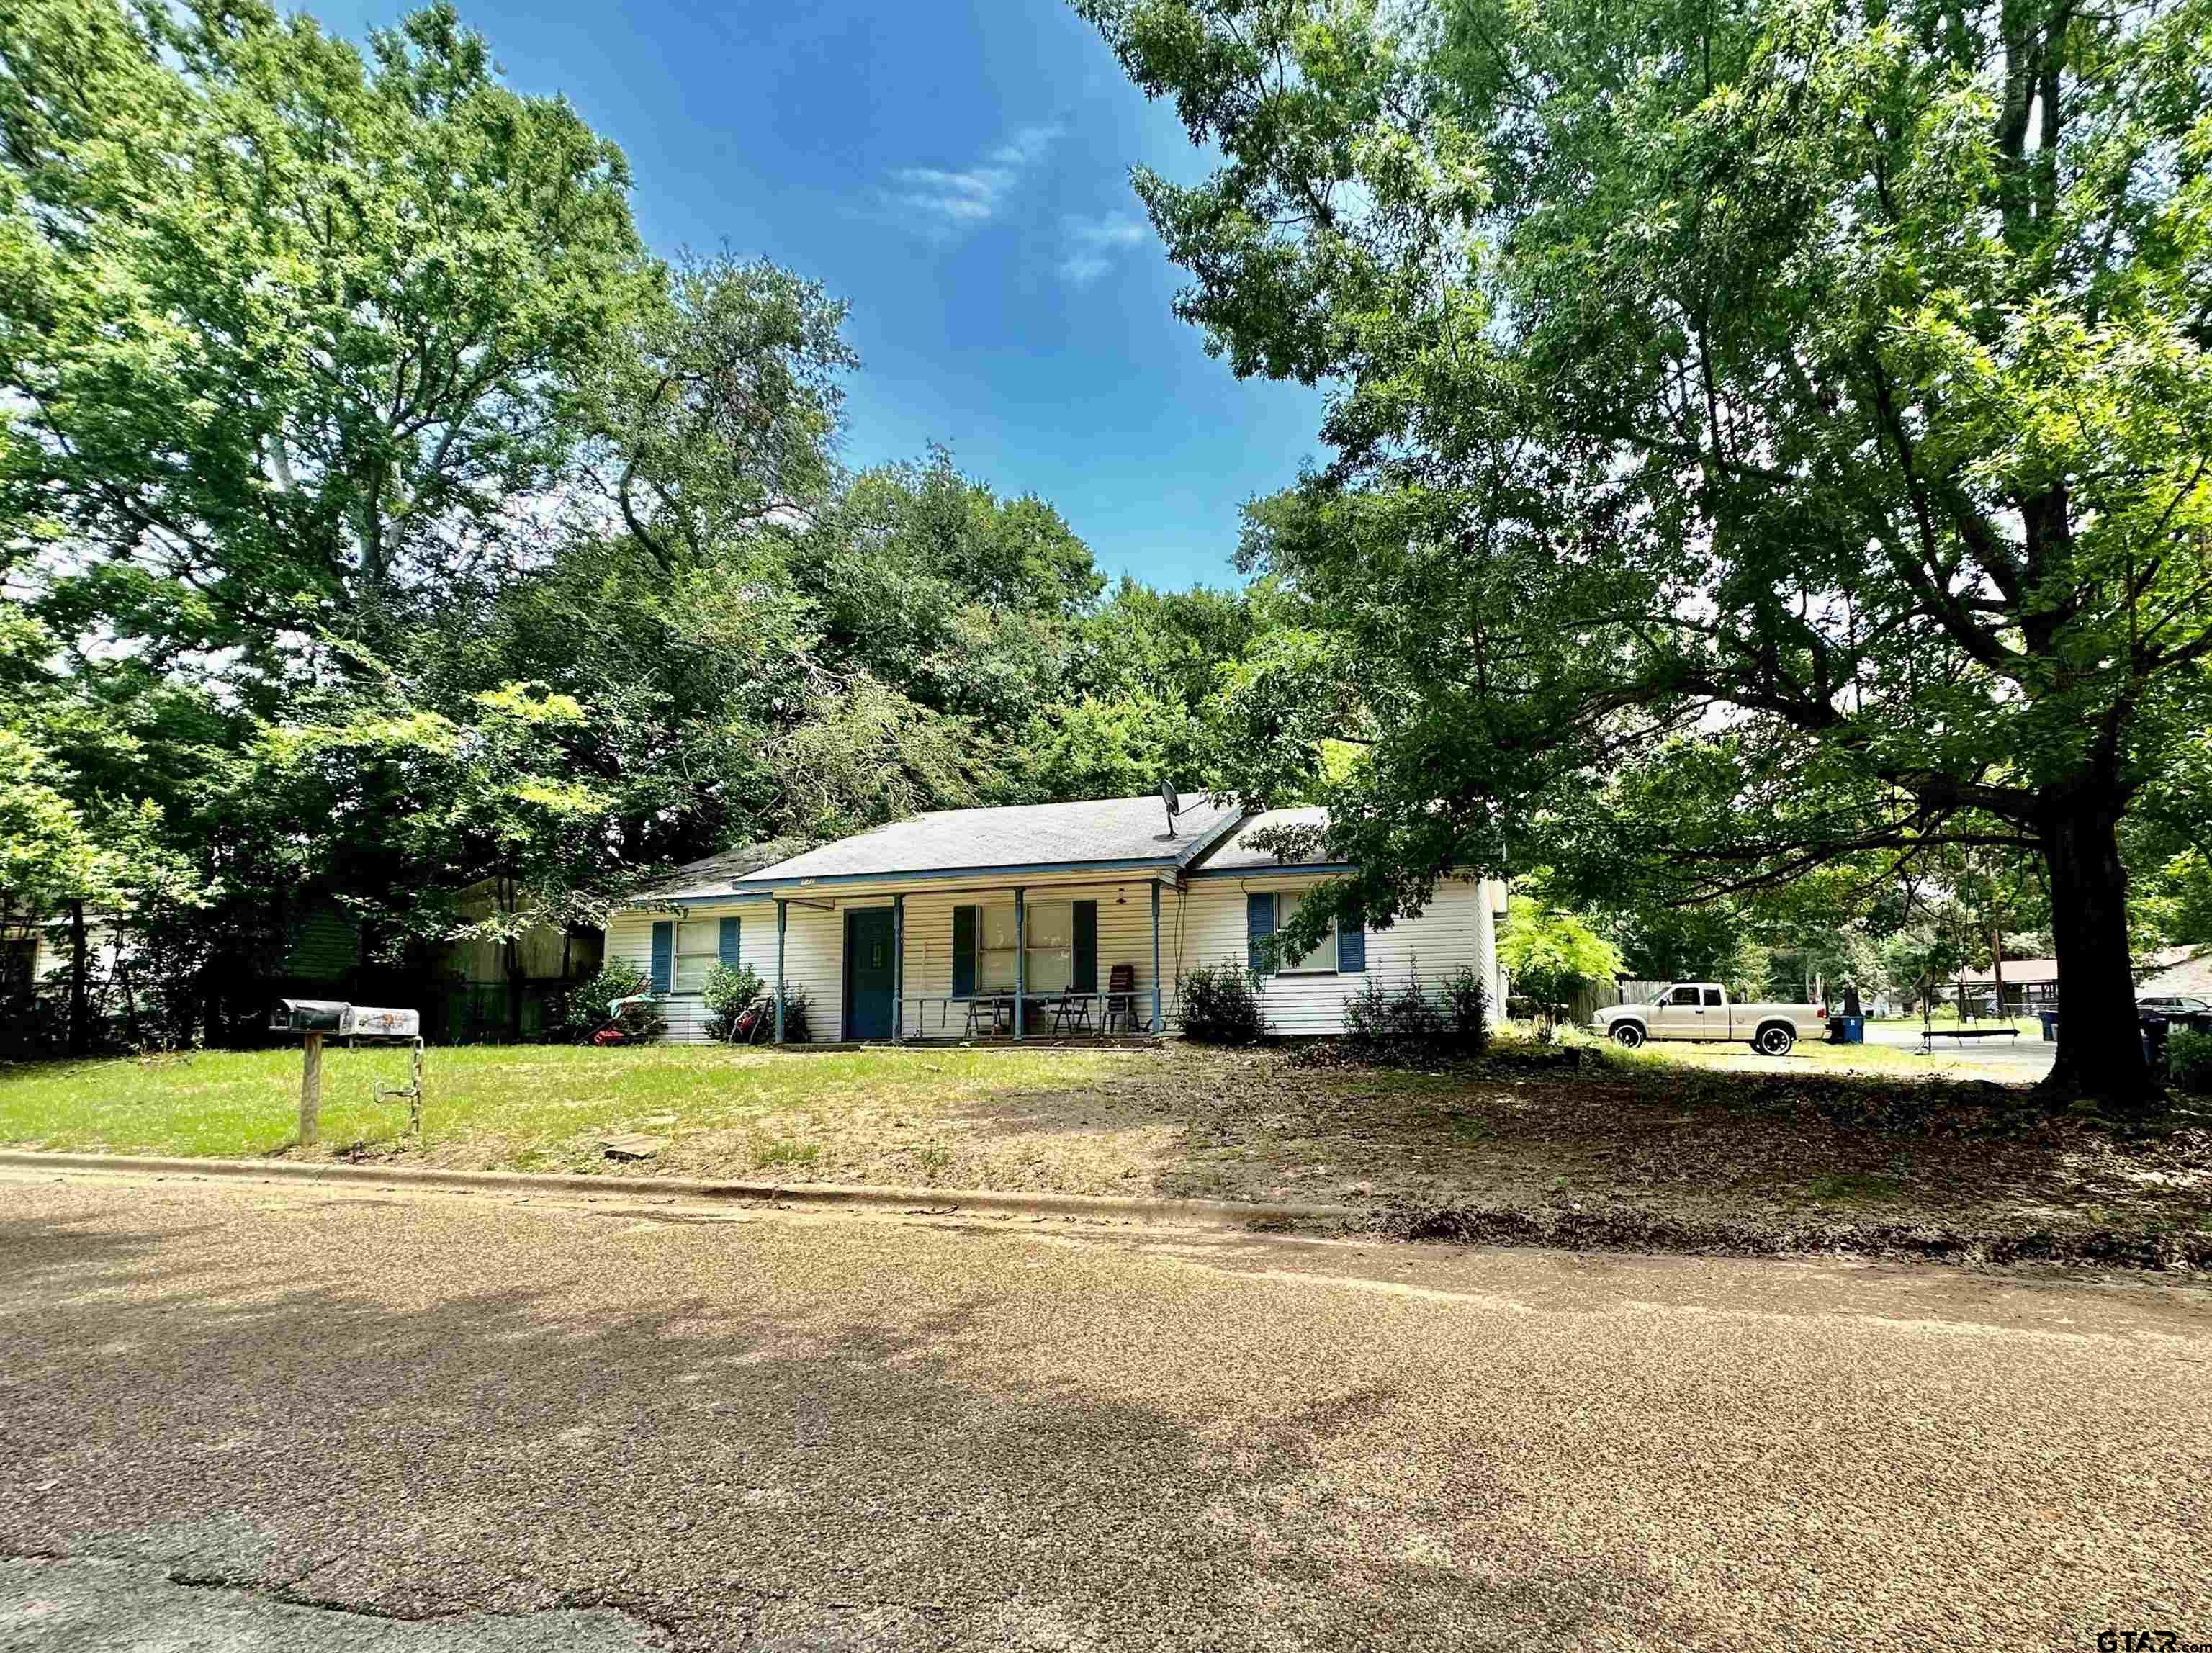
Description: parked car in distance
xmin=1592 ymin=982 xmax=1827 ymax=1056
xmin=2138 ymin=994 xmax=2211 ymax=1015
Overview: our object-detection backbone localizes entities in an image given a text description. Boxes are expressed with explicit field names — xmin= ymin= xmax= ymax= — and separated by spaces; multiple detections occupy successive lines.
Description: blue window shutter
xmin=1338 ymin=915 xmax=1366 ymax=974
xmin=1073 ymin=901 xmax=1098 ymax=992
xmin=1246 ymin=892 xmax=1276 ymax=976
xmin=649 ymin=921 xmax=673 ymax=993
xmin=953 ymin=905 xmax=977 ymax=997
xmin=718 ymin=916 xmax=741 ymax=967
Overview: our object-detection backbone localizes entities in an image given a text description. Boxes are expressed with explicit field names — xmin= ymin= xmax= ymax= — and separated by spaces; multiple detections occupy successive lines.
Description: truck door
xmin=1653 ymin=983 xmax=1704 ymax=1037
xmin=1701 ymin=985 xmax=1725 ymax=1039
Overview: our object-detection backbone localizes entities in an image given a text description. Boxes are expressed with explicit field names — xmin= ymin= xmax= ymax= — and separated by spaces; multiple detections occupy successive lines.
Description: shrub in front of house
xmin=768 ymin=984 xmax=815 ymax=1044
xmin=1440 ymin=963 xmax=1490 ymax=1051
xmin=2170 ymin=1027 xmax=2212 ymax=1095
xmin=1177 ymin=963 xmax=1269 ymax=1044
xmin=1345 ymin=960 xmax=1455 ymax=1048
xmin=702 ymin=961 xmax=765 ymax=1041
xmin=557 ymin=959 xmax=665 ymax=1042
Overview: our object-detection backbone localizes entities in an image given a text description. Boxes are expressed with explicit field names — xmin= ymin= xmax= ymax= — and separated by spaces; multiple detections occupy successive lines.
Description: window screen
xmin=1278 ymin=892 xmax=1339 ymax=973
xmin=674 ymin=919 xmax=721 ymax=993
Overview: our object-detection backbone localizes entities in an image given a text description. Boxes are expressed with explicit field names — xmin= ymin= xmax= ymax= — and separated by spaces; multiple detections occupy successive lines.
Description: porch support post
xmin=1014 ymin=888 xmax=1026 ymax=1040
xmin=774 ymin=899 xmax=787 ymax=1043
xmin=893 ymin=893 xmax=905 ymax=1041
xmin=1150 ymin=880 xmax=1163 ymax=1035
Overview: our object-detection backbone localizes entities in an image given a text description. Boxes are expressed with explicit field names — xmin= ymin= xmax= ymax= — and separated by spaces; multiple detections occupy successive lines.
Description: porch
xmin=767 ymin=879 xmax=1174 ymax=1044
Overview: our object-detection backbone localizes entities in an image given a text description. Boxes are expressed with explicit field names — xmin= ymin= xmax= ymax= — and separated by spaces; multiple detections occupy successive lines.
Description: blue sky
xmin=310 ymin=0 xmax=1332 ymax=590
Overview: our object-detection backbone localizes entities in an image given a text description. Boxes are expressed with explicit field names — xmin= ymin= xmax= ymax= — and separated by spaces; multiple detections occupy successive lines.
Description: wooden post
xmin=1014 ymin=888 xmax=1026 ymax=1040
xmin=1151 ymin=881 xmax=1163 ymax=1034
xmin=299 ymin=1032 xmax=323 ymax=1147
xmin=409 ymin=1038 xmax=424 ymax=1138
xmin=774 ymin=899 xmax=787 ymax=1043
xmin=893 ymin=894 xmax=906 ymax=1042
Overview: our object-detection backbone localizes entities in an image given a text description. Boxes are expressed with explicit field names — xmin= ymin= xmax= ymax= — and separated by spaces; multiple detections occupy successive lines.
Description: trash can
xmin=2038 ymin=1010 xmax=2059 ymax=1042
xmin=1829 ymin=1014 xmax=1863 ymax=1045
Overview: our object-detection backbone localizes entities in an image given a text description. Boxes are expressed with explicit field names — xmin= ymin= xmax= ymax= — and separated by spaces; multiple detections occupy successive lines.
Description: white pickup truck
xmin=1592 ymin=983 xmax=1826 ymax=1055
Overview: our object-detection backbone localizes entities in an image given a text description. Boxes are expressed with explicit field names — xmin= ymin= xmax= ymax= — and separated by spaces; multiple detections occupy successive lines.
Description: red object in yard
xmin=590 ymin=1022 xmax=629 ymax=1046
xmin=1817 ymin=1005 xmax=1828 ymax=1018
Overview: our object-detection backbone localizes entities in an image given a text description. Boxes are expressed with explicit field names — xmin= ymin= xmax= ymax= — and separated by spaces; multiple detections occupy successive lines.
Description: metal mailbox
xmin=269 ymin=998 xmax=349 ymax=1033
xmin=341 ymin=1005 xmax=421 ymax=1039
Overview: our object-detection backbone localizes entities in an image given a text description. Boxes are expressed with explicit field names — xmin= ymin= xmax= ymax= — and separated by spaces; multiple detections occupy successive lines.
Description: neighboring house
xmin=2138 ymin=945 xmax=2212 ymax=1003
xmin=1951 ymin=945 xmax=2212 ymax=1016
xmin=604 ymin=796 xmax=1508 ymax=1043
xmin=1955 ymin=956 xmax=2061 ymax=1015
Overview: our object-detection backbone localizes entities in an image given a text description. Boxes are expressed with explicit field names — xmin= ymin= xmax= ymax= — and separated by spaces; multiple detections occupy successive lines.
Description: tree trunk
xmin=2039 ymin=796 xmax=2154 ymax=1109
xmin=68 ymin=901 xmax=89 ymax=1056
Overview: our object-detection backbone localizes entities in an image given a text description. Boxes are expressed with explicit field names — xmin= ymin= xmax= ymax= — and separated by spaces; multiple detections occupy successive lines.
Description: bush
xmin=773 ymin=983 xmax=814 ymax=1044
xmin=1177 ymin=963 xmax=1269 ymax=1044
xmin=702 ymin=961 xmax=764 ymax=1042
xmin=2170 ymin=1027 xmax=2212 ymax=1095
xmin=1344 ymin=960 xmax=1445 ymax=1047
xmin=1441 ymin=963 xmax=1490 ymax=1051
xmin=554 ymin=959 xmax=665 ymax=1042
xmin=1343 ymin=974 xmax=1395 ymax=1043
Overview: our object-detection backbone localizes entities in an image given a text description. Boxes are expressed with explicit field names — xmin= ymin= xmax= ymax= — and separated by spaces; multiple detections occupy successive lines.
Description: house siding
xmin=1177 ymin=874 xmax=1498 ymax=1036
xmin=605 ymin=870 xmax=1502 ymax=1043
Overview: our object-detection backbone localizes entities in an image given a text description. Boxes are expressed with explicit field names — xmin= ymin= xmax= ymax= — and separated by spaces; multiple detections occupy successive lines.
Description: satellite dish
xmin=1159 ymin=778 xmax=1181 ymax=836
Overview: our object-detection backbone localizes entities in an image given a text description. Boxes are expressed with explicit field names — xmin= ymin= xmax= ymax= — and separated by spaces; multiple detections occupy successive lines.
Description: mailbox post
xmin=345 ymin=1006 xmax=425 ymax=1137
xmin=269 ymin=999 xmax=348 ymax=1147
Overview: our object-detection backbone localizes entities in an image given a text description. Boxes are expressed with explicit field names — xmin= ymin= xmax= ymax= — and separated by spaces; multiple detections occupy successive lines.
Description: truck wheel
xmin=1754 ymin=1023 xmax=1796 ymax=1056
xmin=1610 ymin=1023 xmax=1646 ymax=1049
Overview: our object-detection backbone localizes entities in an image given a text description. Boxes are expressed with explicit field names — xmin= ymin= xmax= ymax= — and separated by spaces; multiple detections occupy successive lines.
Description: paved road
xmin=3 ymin=1169 xmax=2207 ymax=1651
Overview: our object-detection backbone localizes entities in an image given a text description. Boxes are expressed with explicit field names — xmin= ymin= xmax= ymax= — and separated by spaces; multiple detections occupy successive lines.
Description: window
xmin=674 ymin=918 xmax=721 ymax=993
xmin=1668 ymin=986 xmax=1701 ymax=1006
xmin=1277 ymin=891 xmax=1339 ymax=974
xmin=1701 ymin=987 xmax=1723 ymax=1007
xmin=977 ymin=901 xmax=1074 ymax=993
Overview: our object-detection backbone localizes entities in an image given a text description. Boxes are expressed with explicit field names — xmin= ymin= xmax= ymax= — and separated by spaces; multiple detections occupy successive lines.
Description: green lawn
xmin=0 ymin=1044 xmax=1154 ymax=1174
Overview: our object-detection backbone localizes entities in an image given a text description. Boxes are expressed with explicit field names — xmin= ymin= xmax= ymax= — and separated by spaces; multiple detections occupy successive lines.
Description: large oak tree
xmin=1086 ymin=0 xmax=2212 ymax=1106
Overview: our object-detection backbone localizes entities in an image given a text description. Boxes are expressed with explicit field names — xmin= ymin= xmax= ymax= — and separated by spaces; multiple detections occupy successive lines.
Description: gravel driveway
xmin=3 ymin=1168 xmax=2206 ymax=1651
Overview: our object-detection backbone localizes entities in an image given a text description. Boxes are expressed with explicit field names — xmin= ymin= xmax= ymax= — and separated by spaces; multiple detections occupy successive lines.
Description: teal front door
xmin=843 ymin=909 xmax=896 ymax=1040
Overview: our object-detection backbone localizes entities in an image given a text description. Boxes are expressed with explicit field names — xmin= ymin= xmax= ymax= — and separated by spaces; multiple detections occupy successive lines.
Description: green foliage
xmin=1344 ymin=968 xmax=1443 ymax=1046
xmin=773 ymin=983 xmax=815 ymax=1045
xmin=1439 ymin=964 xmax=1490 ymax=1052
xmin=1176 ymin=963 xmax=1268 ymax=1044
xmin=2168 ymin=1030 xmax=2212 ymax=1096
xmin=1 ymin=0 xmax=659 ymax=669
xmin=556 ymin=959 xmax=663 ymax=1042
xmin=1082 ymin=0 xmax=2212 ymax=1103
xmin=701 ymin=961 xmax=764 ymax=1042
xmin=1497 ymin=899 xmax=1624 ymax=1024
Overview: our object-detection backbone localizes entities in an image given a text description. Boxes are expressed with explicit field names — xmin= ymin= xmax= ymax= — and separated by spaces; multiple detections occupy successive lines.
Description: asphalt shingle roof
xmin=634 ymin=838 xmax=817 ymax=901
xmin=1190 ymin=808 xmax=1342 ymax=873
xmin=721 ymin=794 xmax=1246 ymax=887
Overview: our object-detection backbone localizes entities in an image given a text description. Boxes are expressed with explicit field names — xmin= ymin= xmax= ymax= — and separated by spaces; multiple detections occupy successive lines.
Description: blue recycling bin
xmin=1829 ymin=1014 xmax=1863 ymax=1045
xmin=2038 ymin=1010 xmax=2059 ymax=1042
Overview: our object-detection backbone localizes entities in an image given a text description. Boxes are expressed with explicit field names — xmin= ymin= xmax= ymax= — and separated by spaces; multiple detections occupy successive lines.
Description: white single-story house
xmin=606 ymin=795 xmax=1508 ymax=1042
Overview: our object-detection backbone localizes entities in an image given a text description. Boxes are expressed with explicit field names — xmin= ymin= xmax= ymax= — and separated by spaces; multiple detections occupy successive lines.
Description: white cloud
xmin=886 ymin=122 xmax=1064 ymax=235
xmin=1056 ymin=212 xmax=1151 ymax=286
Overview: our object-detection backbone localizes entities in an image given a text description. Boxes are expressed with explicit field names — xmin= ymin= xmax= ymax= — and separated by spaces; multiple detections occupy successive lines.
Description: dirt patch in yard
xmin=945 ymin=1040 xmax=2212 ymax=1269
